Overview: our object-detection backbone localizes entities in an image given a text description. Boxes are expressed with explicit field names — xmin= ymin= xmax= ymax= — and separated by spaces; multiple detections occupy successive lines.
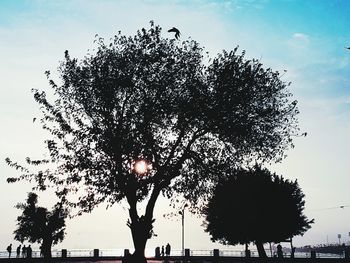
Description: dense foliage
xmin=7 ymin=22 xmax=300 ymax=262
xmin=14 ymin=193 xmax=68 ymax=258
xmin=202 ymin=166 xmax=314 ymax=257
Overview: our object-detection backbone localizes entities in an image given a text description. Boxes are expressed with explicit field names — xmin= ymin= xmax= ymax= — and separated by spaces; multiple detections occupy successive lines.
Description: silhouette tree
xmin=7 ymin=22 xmax=300 ymax=262
xmin=14 ymin=193 xmax=68 ymax=259
xmin=202 ymin=166 xmax=313 ymax=258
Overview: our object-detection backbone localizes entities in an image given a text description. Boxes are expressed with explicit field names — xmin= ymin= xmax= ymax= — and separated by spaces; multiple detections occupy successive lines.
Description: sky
xmin=1 ymin=0 xmax=350 ymax=254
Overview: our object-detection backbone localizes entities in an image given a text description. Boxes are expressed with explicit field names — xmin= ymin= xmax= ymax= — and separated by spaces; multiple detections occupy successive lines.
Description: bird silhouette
xmin=33 ymin=117 xmax=36 ymax=123
xmin=345 ymin=47 xmax=350 ymax=50
xmin=168 ymin=27 xmax=180 ymax=40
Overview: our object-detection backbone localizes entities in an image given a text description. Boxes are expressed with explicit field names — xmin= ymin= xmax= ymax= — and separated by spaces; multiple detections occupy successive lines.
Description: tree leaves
xmin=7 ymin=22 xmax=300 ymax=217
xmin=14 ymin=193 xmax=68 ymax=246
xmin=202 ymin=166 xmax=314 ymax=246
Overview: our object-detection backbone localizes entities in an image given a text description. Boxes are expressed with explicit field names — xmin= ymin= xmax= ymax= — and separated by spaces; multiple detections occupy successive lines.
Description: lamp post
xmin=179 ymin=204 xmax=188 ymax=256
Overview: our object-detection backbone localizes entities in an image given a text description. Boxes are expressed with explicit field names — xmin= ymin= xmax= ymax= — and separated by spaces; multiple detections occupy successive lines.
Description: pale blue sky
xmin=1 ymin=0 xmax=350 ymax=252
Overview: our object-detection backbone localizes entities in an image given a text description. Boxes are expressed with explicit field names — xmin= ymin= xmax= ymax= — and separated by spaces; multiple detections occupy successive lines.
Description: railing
xmin=0 ymin=248 xmax=347 ymax=259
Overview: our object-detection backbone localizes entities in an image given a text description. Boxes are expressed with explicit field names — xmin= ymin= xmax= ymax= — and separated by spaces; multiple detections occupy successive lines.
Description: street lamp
xmin=179 ymin=204 xmax=188 ymax=256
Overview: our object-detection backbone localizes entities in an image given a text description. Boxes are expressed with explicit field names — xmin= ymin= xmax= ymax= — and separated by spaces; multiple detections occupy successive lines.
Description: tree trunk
xmin=125 ymin=183 xmax=161 ymax=263
xmin=255 ymin=241 xmax=267 ymax=258
xmin=128 ymin=216 xmax=154 ymax=263
xmin=42 ymin=237 xmax=53 ymax=258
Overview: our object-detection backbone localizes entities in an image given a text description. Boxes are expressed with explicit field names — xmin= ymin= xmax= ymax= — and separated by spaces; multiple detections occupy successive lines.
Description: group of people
xmin=6 ymin=243 xmax=32 ymax=258
xmin=155 ymin=243 xmax=171 ymax=258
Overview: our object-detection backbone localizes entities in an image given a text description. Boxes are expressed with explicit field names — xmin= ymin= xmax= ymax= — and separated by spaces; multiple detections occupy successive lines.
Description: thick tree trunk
xmin=125 ymin=180 xmax=162 ymax=263
xmin=127 ymin=216 xmax=154 ymax=263
xmin=126 ymin=188 xmax=160 ymax=263
xmin=42 ymin=237 xmax=53 ymax=258
xmin=255 ymin=241 xmax=267 ymax=258
xmin=130 ymin=231 xmax=148 ymax=263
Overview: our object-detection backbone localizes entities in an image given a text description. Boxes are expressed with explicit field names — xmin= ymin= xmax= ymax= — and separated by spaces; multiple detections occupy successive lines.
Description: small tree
xmin=202 ymin=166 xmax=314 ymax=257
xmin=14 ymin=192 xmax=68 ymax=258
xmin=7 ymin=22 xmax=300 ymax=262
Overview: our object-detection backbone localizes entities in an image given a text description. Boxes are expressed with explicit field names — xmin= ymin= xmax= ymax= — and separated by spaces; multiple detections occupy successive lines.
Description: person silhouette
xmin=27 ymin=245 xmax=32 ymax=258
xmin=22 ymin=245 xmax=26 ymax=258
xmin=277 ymin=244 xmax=283 ymax=258
xmin=291 ymin=246 xmax=296 ymax=258
xmin=16 ymin=244 xmax=21 ymax=258
xmin=6 ymin=243 xmax=12 ymax=258
xmin=155 ymin=246 xmax=160 ymax=258
xmin=165 ymin=243 xmax=171 ymax=256
xmin=161 ymin=245 xmax=164 ymax=257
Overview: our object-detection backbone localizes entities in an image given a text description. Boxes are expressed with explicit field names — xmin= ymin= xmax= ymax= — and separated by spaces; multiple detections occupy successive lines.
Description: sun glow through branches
xmin=133 ymin=160 xmax=152 ymax=175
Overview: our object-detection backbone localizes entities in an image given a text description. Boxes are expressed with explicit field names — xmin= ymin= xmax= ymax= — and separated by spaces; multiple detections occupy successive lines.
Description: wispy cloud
xmin=288 ymin=32 xmax=310 ymax=50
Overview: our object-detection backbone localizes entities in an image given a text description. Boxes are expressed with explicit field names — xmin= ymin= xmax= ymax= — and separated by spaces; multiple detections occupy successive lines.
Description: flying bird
xmin=345 ymin=47 xmax=350 ymax=50
xmin=168 ymin=27 xmax=180 ymax=40
xmin=33 ymin=117 xmax=36 ymax=123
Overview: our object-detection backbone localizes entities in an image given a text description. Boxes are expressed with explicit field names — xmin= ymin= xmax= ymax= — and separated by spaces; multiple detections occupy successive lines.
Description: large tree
xmin=14 ymin=192 xmax=68 ymax=258
xmin=202 ymin=166 xmax=314 ymax=258
xmin=7 ymin=22 xmax=300 ymax=262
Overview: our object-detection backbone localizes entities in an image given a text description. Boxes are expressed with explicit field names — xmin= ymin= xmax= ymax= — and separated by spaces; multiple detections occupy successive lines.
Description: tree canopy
xmin=7 ymin=22 xmax=300 ymax=261
xmin=14 ymin=192 xmax=68 ymax=258
xmin=202 ymin=166 xmax=314 ymax=257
